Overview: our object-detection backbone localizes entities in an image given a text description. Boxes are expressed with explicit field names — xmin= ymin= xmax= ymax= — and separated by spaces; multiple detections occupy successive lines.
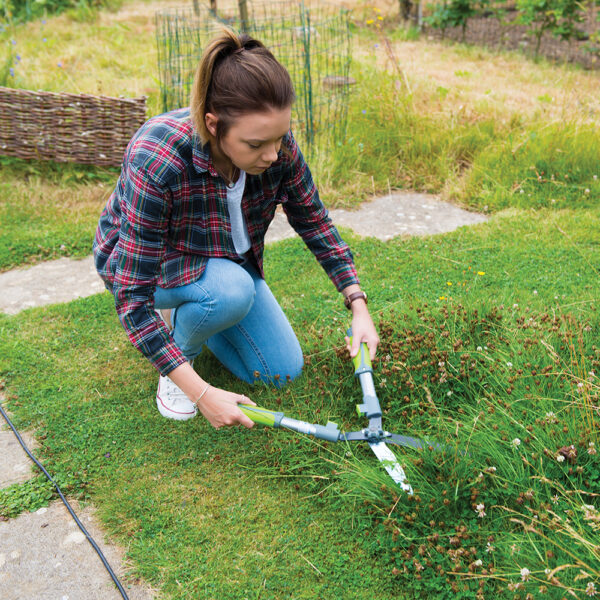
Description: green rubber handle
xmin=239 ymin=405 xmax=282 ymax=427
xmin=347 ymin=328 xmax=372 ymax=375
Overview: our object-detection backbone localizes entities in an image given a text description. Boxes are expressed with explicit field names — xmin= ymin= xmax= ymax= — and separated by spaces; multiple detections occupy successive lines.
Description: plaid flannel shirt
xmin=94 ymin=108 xmax=359 ymax=375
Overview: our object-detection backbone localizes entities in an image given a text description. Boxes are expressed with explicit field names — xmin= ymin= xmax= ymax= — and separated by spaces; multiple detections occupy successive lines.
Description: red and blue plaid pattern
xmin=94 ymin=108 xmax=359 ymax=375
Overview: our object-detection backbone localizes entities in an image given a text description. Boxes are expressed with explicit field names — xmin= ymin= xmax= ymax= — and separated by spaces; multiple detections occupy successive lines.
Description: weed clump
xmin=319 ymin=302 xmax=599 ymax=598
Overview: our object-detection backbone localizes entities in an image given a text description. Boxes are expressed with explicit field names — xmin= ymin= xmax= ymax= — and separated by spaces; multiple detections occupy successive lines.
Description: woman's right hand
xmin=195 ymin=385 xmax=256 ymax=429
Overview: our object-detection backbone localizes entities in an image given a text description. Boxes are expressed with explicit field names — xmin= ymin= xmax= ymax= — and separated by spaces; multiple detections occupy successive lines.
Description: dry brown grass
xmin=7 ymin=0 xmax=599 ymax=126
xmin=388 ymin=38 xmax=600 ymax=126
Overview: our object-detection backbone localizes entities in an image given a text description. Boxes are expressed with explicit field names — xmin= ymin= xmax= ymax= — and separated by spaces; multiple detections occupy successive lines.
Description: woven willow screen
xmin=156 ymin=1 xmax=352 ymax=155
xmin=0 ymin=87 xmax=147 ymax=167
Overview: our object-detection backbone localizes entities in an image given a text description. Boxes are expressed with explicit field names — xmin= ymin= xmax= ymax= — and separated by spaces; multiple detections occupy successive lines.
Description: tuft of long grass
xmin=456 ymin=120 xmax=600 ymax=212
xmin=316 ymin=67 xmax=503 ymax=207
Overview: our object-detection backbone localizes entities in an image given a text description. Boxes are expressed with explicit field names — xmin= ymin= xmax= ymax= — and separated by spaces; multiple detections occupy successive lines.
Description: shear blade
xmin=369 ymin=441 xmax=413 ymax=494
xmin=386 ymin=433 xmax=446 ymax=453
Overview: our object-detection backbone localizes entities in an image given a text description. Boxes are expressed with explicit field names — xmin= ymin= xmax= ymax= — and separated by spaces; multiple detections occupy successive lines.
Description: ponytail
xmin=190 ymin=28 xmax=295 ymax=144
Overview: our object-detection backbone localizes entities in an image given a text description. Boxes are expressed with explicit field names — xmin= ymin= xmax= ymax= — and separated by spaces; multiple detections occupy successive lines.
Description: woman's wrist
xmin=350 ymin=297 xmax=369 ymax=314
xmin=194 ymin=382 xmax=211 ymax=405
xmin=341 ymin=284 xmax=367 ymax=310
xmin=167 ymin=362 xmax=211 ymax=406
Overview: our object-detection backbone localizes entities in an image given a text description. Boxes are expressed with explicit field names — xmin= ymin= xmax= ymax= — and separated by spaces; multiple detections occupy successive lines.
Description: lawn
xmin=0 ymin=1 xmax=599 ymax=599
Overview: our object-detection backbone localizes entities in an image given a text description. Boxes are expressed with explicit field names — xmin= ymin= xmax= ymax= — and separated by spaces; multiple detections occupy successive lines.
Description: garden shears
xmin=240 ymin=329 xmax=439 ymax=494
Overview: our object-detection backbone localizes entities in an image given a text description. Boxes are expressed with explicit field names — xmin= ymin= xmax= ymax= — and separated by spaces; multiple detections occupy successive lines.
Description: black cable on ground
xmin=0 ymin=400 xmax=130 ymax=600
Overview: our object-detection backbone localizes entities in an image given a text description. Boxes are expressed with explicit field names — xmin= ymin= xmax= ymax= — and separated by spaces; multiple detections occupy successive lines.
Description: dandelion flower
xmin=366 ymin=19 xmax=374 ymax=24
xmin=512 ymin=438 xmax=521 ymax=447
xmin=447 ymin=281 xmax=452 ymax=286
xmin=521 ymin=567 xmax=531 ymax=581
xmin=477 ymin=271 xmax=485 ymax=276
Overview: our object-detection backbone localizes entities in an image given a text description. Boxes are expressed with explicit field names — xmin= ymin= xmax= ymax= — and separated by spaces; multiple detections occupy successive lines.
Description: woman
xmin=94 ymin=29 xmax=379 ymax=429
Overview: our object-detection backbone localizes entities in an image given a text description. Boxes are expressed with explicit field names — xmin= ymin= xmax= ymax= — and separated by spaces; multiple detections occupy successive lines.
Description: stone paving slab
xmin=266 ymin=192 xmax=488 ymax=243
xmin=328 ymin=193 xmax=488 ymax=240
xmin=0 ymin=257 xmax=106 ymax=316
xmin=0 ymin=426 xmax=38 ymax=488
xmin=0 ymin=501 xmax=155 ymax=600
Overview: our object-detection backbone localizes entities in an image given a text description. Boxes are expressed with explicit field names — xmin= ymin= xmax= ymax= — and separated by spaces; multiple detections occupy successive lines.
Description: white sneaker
xmin=156 ymin=374 xmax=198 ymax=421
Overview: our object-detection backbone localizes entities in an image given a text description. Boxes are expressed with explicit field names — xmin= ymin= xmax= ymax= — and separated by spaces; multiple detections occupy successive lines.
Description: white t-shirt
xmin=226 ymin=171 xmax=251 ymax=256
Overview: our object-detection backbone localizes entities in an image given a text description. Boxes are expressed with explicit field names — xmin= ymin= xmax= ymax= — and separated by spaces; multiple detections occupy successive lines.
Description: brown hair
xmin=190 ymin=29 xmax=295 ymax=144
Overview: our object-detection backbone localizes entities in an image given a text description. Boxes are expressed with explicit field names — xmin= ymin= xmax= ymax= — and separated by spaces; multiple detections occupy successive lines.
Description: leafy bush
xmin=424 ymin=0 xmax=484 ymax=40
xmin=515 ymin=0 xmax=588 ymax=56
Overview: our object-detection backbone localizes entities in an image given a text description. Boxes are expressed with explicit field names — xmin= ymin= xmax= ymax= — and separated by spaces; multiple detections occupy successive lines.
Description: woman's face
xmin=205 ymin=106 xmax=292 ymax=175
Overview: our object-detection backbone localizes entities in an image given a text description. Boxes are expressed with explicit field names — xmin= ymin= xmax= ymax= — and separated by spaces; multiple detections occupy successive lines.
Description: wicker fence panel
xmin=0 ymin=87 xmax=147 ymax=167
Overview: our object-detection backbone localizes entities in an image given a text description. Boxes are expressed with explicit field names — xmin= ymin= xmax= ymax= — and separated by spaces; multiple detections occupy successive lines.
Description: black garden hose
xmin=0 ymin=400 xmax=130 ymax=600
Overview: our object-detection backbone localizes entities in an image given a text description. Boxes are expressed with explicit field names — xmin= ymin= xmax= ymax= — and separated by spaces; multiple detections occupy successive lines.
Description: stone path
xmin=0 ymin=498 xmax=155 ymax=600
xmin=0 ymin=191 xmax=487 ymax=599
xmin=0 ymin=410 xmax=156 ymax=600
xmin=0 ymin=192 xmax=487 ymax=314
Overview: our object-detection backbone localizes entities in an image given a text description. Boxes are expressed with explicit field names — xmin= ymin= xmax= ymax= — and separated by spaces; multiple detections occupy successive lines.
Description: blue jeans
xmin=154 ymin=258 xmax=303 ymax=386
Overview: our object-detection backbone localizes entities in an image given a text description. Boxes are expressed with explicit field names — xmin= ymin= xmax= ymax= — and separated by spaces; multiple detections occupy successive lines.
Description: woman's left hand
xmin=345 ymin=302 xmax=379 ymax=361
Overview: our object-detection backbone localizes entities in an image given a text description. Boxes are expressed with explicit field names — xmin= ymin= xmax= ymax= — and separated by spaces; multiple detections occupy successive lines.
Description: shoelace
xmin=163 ymin=376 xmax=194 ymax=406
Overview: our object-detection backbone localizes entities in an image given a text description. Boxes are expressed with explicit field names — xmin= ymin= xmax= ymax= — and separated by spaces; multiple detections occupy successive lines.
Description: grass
xmin=1 ymin=209 xmax=599 ymax=598
xmin=0 ymin=0 xmax=598 ymax=266
xmin=0 ymin=157 xmax=116 ymax=270
xmin=0 ymin=1 xmax=599 ymax=598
